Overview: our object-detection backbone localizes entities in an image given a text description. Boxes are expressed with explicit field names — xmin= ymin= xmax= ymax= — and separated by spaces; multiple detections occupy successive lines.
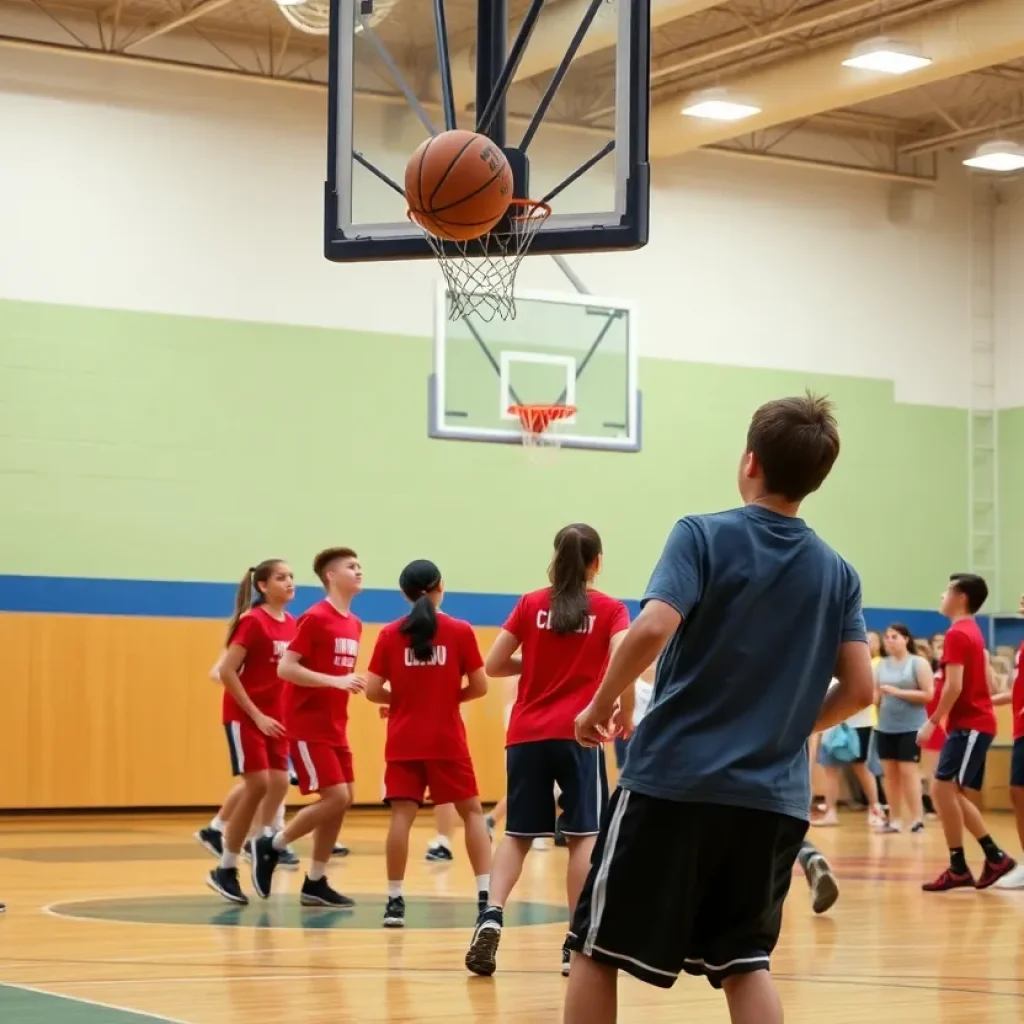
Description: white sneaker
xmin=811 ymin=810 xmax=839 ymax=827
xmin=867 ymin=806 xmax=886 ymax=828
xmin=994 ymin=864 xmax=1024 ymax=890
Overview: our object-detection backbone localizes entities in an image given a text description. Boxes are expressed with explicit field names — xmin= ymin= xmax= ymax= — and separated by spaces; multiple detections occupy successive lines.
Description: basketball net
xmin=509 ymin=404 xmax=576 ymax=464
xmin=412 ymin=199 xmax=551 ymax=323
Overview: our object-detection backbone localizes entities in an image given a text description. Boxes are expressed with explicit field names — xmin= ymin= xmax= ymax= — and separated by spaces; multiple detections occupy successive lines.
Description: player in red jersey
xmin=991 ymin=593 xmax=1024 ymax=889
xmin=918 ymin=573 xmax=1015 ymax=891
xmin=466 ymin=524 xmax=630 ymax=979
xmin=251 ymin=546 xmax=365 ymax=908
xmin=205 ymin=559 xmax=296 ymax=905
xmin=364 ymin=559 xmax=493 ymax=928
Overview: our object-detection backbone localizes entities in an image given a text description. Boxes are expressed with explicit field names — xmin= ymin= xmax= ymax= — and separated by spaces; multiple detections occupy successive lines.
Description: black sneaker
xmin=561 ymin=942 xmax=572 ymax=977
xmin=803 ymin=851 xmax=840 ymax=915
xmin=426 ymin=842 xmax=454 ymax=862
xmin=332 ymin=843 xmax=350 ymax=858
xmin=278 ymin=846 xmax=301 ymax=869
xmin=477 ymin=891 xmax=489 ymax=915
xmin=465 ymin=905 xmax=503 ymax=977
xmin=300 ymin=875 xmax=355 ymax=908
xmin=251 ymin=835 xmax=280 ymax=900
xmin=383 ymin=895 xmax=405 ymax=928
xmin=194 ymin=827 xmax=223 ymax=858
xmin=0 ymin=901 xmax=6 ymax=913
xmin=206 ymin=867 xmax=248 ymax=906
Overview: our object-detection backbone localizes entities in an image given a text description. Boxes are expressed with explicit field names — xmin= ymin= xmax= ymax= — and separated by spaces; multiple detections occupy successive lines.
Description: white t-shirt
xmin=634 ymin=680 xmax=654 ymax=726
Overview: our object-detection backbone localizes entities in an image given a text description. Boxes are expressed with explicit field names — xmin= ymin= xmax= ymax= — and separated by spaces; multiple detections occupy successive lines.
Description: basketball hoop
xmin=409 ymin=199 xmax=551 ymax=322
xmin=508 ymin=403 xmax=576 ymax=462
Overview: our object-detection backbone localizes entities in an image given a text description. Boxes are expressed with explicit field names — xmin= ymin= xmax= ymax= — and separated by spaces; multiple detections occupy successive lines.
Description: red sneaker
xmin=922 ymin=868 xmax=975 ymax=892
xmin=976 ymin=856 xmax=1017 ymax=890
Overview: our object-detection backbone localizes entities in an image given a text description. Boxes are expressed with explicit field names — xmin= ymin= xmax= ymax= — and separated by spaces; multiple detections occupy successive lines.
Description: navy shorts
xmin=935 ymin=729 xmax=994 ymax=791
xmin=1011 ymin=737 xmax=1024 ymax=789
xmin=505 ymin=739 xmax=608 ymax=838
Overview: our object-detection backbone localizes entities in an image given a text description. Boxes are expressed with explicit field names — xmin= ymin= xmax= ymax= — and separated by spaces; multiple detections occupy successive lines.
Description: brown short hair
xmin=313 ymin=547 xmax=358 ymax=585
xmin=746 ymin=393 xmax=840 ymax=501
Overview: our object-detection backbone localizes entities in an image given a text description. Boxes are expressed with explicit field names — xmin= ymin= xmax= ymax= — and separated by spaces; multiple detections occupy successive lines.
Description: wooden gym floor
xmin=0 ymin=810 xmax=1022 ymax=1023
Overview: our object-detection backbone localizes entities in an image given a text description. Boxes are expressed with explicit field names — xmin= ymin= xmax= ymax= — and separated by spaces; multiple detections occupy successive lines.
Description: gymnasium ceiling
xmin=1 ymin=0 xmax=1023 ymax=184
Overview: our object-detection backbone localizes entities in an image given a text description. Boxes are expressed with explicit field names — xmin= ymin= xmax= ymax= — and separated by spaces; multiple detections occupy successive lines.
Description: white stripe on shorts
xmin=583 ymin=788 xmax=630 ymax=957
xmin=296 ymin=741 xmax=319 ymax=792
xmin=228 ymin=721 xmax=245 ymax=774
xmin=958 ymin=730 xmax=980 ymax=787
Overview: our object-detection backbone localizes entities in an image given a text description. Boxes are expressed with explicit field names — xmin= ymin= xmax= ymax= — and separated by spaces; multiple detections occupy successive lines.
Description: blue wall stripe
xmin=0 ymin=575 xmax=1019 ymax=647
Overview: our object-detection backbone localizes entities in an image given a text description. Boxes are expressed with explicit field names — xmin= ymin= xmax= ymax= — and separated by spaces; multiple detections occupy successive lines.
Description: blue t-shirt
xmin=619 ymin=506 xmax=867 ymax=822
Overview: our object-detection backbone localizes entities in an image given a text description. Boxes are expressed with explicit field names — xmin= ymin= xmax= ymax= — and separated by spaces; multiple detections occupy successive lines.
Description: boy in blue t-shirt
xmin=565 ymin=394 xmax=874 ymax=1024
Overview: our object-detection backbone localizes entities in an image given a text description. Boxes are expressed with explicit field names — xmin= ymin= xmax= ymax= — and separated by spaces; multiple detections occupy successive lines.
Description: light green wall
xmin=0 ymin=298 xmax=967 ymax=605
xmin=999 ymin=406 xmax=1024 ymax=612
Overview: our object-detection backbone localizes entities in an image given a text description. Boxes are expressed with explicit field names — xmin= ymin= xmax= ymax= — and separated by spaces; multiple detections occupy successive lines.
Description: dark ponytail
xmin=225 ymin=559 xmax=282 ymax=643
xmin=548 ymin=524 xmax=603 ymax=634
xmin=398 ymin=559 xmax=443 ymax=662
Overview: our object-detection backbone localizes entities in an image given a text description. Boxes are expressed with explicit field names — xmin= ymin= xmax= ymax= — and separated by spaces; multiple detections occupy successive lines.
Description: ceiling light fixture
xmin=842 ymin=37 xmax=933 ymax=75
xmin=963 ymin=140 xmax=1024 ymax=173
xmin=681 ymin=89 xmax=761 ymax=122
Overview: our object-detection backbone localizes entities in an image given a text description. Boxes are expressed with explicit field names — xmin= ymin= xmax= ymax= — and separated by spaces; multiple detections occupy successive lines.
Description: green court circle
xmin=48 ymin=894 xmax=566 ymax=930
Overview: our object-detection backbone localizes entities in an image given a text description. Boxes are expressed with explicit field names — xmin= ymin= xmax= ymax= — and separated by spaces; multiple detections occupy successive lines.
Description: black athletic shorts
xmin=1012 ymin=737 xmax=1024 ymax=789
xmin=935 ymin=729 xmax=994 ymax=791
xmin=505 ymin=739 xmax=609 ymax=838
xmin=567 ymin=788 xmax=807 ymax=989
xmin=875 ymin=730 xmax=921 ymax=763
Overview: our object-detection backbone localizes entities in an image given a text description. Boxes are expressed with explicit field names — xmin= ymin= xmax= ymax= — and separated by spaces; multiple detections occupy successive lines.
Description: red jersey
xmin=504 ymin=588 xmax=630 ymax=746
xmin=1012 ymin=642 xmax=1024 ymax=742
xmin=221 ymin=607 xmax=295 ymax=723
xmin=942 ymin=617 xmax=996 ymax=735
xmin=285 ymin=599 xmax=362 ymax=746
xmin=368 ymin=612 xmax=483 ymax=761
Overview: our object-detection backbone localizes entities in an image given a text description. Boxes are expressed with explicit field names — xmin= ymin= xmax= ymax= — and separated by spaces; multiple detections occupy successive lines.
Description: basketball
xmin=405 ymin=129 xmax=514 ymax=243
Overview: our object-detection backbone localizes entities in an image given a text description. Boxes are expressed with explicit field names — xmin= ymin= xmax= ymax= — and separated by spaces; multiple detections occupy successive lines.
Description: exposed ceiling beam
xmin=648 ymin=0 xmax=1024 ymax=159
xmin=441 ymin=0 xmax=724 ymax=108
xmin=901 ymin=114 xmax=1024 ymax=155
xmin=119 ymin=0 xmax=239 ymax=53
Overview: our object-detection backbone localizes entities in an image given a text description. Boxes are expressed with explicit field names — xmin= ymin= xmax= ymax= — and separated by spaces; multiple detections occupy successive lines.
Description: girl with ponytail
xmin=466 ymin=524 xmax=630 ymax=979
xmin=364 ymin=559 xmax=492 ymax=930
xmin=203 ymin=560 xmax=297 ymax=906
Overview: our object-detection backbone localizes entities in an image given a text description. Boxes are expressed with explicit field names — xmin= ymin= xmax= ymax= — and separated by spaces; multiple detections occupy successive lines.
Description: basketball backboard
xmin=325 ymin=0 xmax=651 ymax=262
xmin=429 ymin=284 xmax=641 ymax=452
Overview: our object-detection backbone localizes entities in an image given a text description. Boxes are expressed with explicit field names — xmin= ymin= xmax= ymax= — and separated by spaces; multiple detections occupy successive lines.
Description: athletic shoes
xmin=194 ymin=827 xmax=224 ymax=858
xmin=278 ymin=847 xmax=301 ymax=870
xmin=922 ymin=867 xmax=975 ymax=892
xmin=910 ymin=821 xmax=925 ymax=834
xmin=477 ymin=891 xmax=489 ymax=915
xmin=465 ymin=905 xmax=503 ymax=977
xmin=251 ymin=836 xmax=280 ymax=899
xmin=0 ymin=901 xmax=6 ymax=914
xmin=332 ymin=843 xmax=350 ymax=858
xmin=300 ymin=875 xmax=355 ymax=908
xmin=976 ymin=855 xmax=1017 ymax=890
xmin=206 ymin=867 xmax=248 ymax=906
xmin=802 ymin=850 xmax=840 ymax=914
xmin=994 ymin=863 xmax=1024 ymax=890
xmin=425 ymin=843 xmax=454 ymax=862
xmin=383 ymin=896 xmax=405 ymax=928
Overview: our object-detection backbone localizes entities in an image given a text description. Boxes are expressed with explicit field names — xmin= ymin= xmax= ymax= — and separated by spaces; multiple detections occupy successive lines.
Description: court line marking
xmin=0 ymin=981 xmax=191 ymax=1023
xmin=24 ymin=969 xmax=1023 ymax=1000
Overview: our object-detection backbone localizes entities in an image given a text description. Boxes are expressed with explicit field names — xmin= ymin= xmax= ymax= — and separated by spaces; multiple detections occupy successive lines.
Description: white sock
xmin=219 ymin=851 xmax=238 ymax=869
xmin=475 ymin=874 xmax=490 ymax=894
xmin=262 ymin=826 xmax=275 ymax=839
xmin=308 ymin=860 xmax=328 ymax=882
xmin=211 ymin=817 xmax=227 ymax=832
xmin=432 ymin=834 xmax=451 ymax=850
xmin=388 ymin=880 xmax=403 ymax=898
xmin=271 ymin=831 xmax=289 ymax=851
xmin=274 ymin=804 xmax=286 ymax=831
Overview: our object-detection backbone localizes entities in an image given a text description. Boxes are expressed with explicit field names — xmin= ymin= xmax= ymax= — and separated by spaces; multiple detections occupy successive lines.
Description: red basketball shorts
xmin=384 ymin=757 xmax=478 ymax=806
xmin=291 ymin=741 xmax=355 ymax=795
xmin=224 ymin=720 xmax=289 ymax=776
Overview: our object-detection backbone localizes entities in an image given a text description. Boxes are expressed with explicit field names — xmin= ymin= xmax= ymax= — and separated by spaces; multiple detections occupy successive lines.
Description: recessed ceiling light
xmin=681 ymin=90 xmax=761 ymax=122
xmin=963 ymin=141 xmax=1024 ymax=172
xmin=842 ymin=37 xmax=932 ymax=75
